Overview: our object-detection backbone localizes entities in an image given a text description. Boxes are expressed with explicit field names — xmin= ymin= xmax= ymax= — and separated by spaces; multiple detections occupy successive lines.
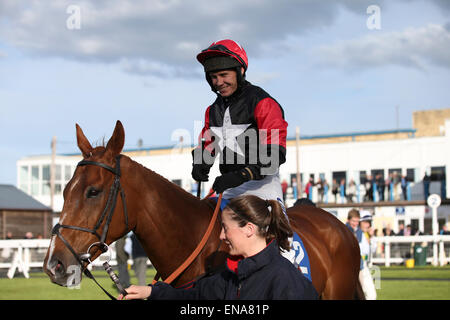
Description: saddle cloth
xmin=211 ymin=197 xmax=312 ymax=282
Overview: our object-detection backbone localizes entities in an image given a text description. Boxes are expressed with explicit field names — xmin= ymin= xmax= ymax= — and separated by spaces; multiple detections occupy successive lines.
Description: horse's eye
xmin=86 ymin=187 xmax=101 ymax=198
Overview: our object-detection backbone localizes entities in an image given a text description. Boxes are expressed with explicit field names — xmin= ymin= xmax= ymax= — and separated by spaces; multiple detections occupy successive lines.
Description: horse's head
xmin=44 ymin=121 xmax=130 ymax=287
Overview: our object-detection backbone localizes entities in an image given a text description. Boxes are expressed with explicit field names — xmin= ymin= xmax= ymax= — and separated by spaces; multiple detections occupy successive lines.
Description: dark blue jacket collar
xmin=226 ymin=240 xmax=278 ymax=281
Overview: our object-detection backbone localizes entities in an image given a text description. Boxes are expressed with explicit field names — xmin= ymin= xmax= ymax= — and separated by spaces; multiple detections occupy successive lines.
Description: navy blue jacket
xmin=149 ymin=240 xmax=318 ymax=300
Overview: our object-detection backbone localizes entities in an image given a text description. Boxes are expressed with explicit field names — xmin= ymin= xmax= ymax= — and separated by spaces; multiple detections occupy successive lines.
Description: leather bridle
xmin=51 ymin=154 xmax=223 ymax=300
xmin=51 ymin=155 xmax=129 ymax=299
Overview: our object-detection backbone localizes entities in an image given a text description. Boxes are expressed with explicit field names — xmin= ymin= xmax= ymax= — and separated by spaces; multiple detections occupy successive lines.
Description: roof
xmin=0 ymin=184 xmax=52 ymax=211
xmin=53 ymin=128 xmax=417 ymax=157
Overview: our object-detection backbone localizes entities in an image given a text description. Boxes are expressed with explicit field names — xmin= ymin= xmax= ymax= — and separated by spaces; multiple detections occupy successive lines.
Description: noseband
xmin=51 ymin=155 xmax=129 ymax=299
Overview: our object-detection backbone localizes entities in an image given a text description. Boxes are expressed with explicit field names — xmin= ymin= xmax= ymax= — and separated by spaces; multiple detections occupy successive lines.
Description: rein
xmin=51 ymin=155 xmax=129 ymax=300
xmin=52 ymin=154 xmax=223 ymax=299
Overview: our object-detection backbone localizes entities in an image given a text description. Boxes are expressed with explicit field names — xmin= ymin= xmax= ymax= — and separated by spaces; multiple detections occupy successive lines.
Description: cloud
xmin=0 ymin=0 xmax=380 ymax=77
xmin=312 ymin=24 xmax=450 ymax=71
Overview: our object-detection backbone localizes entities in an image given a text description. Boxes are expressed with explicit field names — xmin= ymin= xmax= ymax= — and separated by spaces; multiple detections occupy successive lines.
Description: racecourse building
xmin=16 ymin=109 xmax=450 ymax=236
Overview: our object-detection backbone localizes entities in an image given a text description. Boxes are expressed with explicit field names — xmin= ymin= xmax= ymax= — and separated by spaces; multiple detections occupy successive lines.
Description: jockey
xmin=191 ymin=39 xmax=288 ymax=204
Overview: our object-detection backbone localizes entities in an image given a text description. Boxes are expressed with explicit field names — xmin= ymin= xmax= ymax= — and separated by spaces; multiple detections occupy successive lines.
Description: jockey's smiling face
xmin=209 ymin=67 xmax=244 ymax=97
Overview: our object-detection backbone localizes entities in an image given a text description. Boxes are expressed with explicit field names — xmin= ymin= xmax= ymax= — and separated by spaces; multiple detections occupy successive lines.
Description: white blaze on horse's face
xmin=46 ymin=235 xmax=57 ymax=275
xmin=59 ymin=174 xmax=81 ymax=225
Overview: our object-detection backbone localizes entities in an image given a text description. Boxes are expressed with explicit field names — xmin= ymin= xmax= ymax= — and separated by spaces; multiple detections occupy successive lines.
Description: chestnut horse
xmin=44 ymin=121 xmax=361 ymax=299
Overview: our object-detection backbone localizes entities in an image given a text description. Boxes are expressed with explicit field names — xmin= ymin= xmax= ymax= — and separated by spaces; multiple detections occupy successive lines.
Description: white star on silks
xmin=210 ymin=107 xmax=251 ymax=157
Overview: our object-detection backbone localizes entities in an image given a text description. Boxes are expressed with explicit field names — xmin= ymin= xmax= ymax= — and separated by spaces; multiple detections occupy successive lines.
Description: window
xmin=65 ymin=165 xmax=72 ymax=181
xmin=371 ymin=169 xmax=384 ymax=179
xmin=19 ymin=166 xmax=29 ymax=192
xmin=42 ymin=165 xmax=50 ymax=195
xmin=359 ymin=171 xmax=367 ymax=184
xmin=430 ymin=166 xmax=445 ymax=181
xmin=388 ymin=168 xmax=401 ymax=183
xmin=31 ymin=166 xmax=39 ymax=196
xmin=406 ymin=168 xmax=416 ymax=182
xmin=55 ymin=165 xmax=61 ymax=181
xmin=332 ymin=171 xmax=346 ymax=184
xmin=54 ymin=165 xmax=62 ymax=195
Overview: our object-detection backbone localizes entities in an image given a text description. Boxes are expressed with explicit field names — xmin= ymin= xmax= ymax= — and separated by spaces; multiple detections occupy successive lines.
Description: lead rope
xmin=151 ymin=191 xmax=222 ymax=285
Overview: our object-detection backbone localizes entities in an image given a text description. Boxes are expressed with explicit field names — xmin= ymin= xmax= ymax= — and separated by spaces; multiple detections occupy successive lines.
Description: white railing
xmin=2 ymin=235 xmax=449 ymax=279
xmin=371 ymin=235 xmax=450 ymax=267
xmin=0 ymin=239 xmax=122 ymax=279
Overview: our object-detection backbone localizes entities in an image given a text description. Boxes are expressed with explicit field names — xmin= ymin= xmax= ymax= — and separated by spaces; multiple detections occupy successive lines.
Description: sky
xmin=1 ymin=0 xmax=449 ymax=185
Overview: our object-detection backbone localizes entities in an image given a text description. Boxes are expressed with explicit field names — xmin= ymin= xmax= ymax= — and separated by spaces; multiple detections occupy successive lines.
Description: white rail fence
xmin=1 ymin=236 xmax=450 ymax=279
xmin=0 ymin=239 xmax=123 ymax=279
xmin=370 ymin=235 xmax=450 ymax=267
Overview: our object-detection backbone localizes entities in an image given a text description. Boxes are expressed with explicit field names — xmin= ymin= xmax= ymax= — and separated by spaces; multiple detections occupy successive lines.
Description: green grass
xmin=376 ymin=266 xmax=450 ymax=300
xmin=0 ymin=268 xmax=157 ymax=300
xmin=0 ymin=266 xmax=449 ymax=300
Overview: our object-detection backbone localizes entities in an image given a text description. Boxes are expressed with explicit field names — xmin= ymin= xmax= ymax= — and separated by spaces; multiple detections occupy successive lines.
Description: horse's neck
xmin=122 ymin=157 xmax=214 ymax=277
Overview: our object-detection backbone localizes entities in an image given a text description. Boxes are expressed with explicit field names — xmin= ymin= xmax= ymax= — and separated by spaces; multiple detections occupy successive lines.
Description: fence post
xmin=439 ymin=239 xmax=445 ymax=266
xmin=385 ymin=239 xmax=391 ymax=267
xmin=433 ymin=236 xmax=439 ymax=266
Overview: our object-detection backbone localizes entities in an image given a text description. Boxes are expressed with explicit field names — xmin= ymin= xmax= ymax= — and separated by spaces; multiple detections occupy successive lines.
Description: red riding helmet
xmin=197 ymin=39 xmax=248 ymax=72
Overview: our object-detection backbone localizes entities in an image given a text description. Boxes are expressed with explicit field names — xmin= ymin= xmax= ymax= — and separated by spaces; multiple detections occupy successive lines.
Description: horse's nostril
xmin=54 ymin=260 xmax=66 ymax=277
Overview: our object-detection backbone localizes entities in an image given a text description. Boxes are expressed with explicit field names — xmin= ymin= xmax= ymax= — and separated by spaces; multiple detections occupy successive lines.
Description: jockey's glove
xmin=191 ymin=147 xmax=214 ymax=182
xmin=212 ymin=167 xmax=254 ymax=194
xmin=192 ymin=163 xmax=212 ymax=182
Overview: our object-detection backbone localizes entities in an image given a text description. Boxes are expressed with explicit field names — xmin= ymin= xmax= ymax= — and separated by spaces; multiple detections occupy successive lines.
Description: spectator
xmin=331 ymin=179 xmax=339 ymax=203
xmin=387 ymin=173 xmax=394 ymax=201
xmin=345 ymin=209 xmax=376 ymax=300
xmin=364 ymin=175 xmax=373 ymax=202
xmin=24 ymin=232 xmax=33 ymax=239
xmin=401 ymin=175 xmax=408 ymax=201
xmin=305 ymin=177 xmax=313 ymax=201
xmin=371 ymin=175 xmax=378 ymax=202
xmin=397 ymin=223 xmax=405 ymax=236
xmin=339 ymin=179 xmax=346 ymax=203
xmin=423 ymin=173 xmax=431 ymax=200
xmin=346 ymin=179 xmax=356 ymax=203
xmin=316 ymin=178 xmax=324 ymax=203
xmin=404 ymin=224 xmax=412 ymax=236
xmin=357 ymin=183 xmax=366 ymax=203
xmin=6 ymin=231 xmax=13 ymax=239
xmin=440 ymin=225 xmax=450 ymax=235
xmin=393 ymin=172 xmax=400 ymax=200
xmin=292 ymin=177 xmax=298 ymax=199
xmin=115 ymin=235 xmax=131 ymax=289
xmin=359 ymin=213 xmax=377 ymax=300
xmin=383 ymin=225 xmax=395 ymax=236
xmin=322 ymin=179 xmax=329 ymax=203
xmin=131 ymin=234 xmax=148 ymax=286
xmin=376 ymin=174 xmax=385 ymax=201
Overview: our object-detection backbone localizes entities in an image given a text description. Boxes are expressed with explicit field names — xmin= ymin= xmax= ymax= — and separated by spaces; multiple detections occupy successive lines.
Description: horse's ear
xmin=106 ymin=120 xmax=125 ymax=156
xmin=76 ymin=123 xmax=93 ymax=158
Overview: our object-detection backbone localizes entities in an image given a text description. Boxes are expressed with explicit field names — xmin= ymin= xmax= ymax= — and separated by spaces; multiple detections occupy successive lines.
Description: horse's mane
xmin=123 ymin=153 xmax=201 ymax=201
